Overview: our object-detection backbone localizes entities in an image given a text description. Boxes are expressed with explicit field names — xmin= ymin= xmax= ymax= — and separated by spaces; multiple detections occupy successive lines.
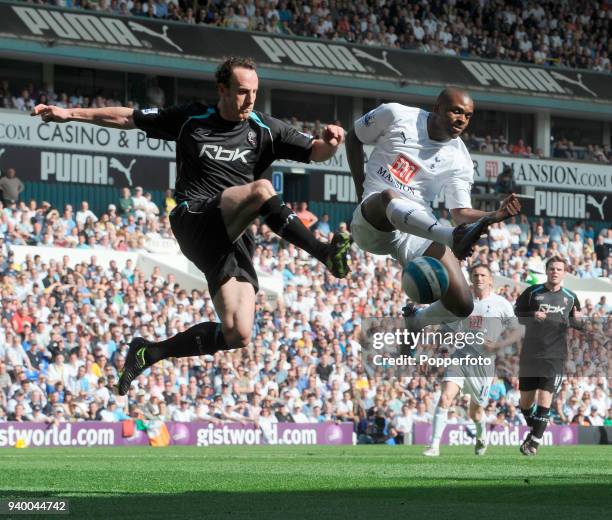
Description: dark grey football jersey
xmin=133 ymin=104 xmax=313 ymax=203
xmin=515 ymin=283 xmax=581 ymax=360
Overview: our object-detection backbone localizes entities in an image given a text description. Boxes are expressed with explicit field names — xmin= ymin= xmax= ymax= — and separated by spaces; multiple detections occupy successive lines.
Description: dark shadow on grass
xmin=1 ymin=483 xmax=612 ymax=520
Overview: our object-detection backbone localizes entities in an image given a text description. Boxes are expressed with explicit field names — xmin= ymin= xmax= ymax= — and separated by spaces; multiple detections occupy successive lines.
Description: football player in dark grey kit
xmin=515 ymin=256 xmax=583 ymax=455
xmin=33 ymin=57 xmax=351 ymax=394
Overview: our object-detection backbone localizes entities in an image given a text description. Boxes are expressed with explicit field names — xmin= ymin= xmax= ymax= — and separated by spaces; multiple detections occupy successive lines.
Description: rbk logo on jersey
xmin=389 ymin=154 xmax=419 ymax=185
xmin=199 ymin=145 xmax=249 ymax=163
xmin=538 ymin=303 xmax=566 ymax=314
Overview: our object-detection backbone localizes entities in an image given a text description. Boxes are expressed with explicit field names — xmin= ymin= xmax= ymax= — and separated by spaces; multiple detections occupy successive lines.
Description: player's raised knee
xmin=444 ymin=293 xmax=474 ymax=319
xmin=454 ymin=297 xmax=474 ymax=318
xmin=251 ymin=178 xmax=275 ymax=202
xmin=380 ymin=188 xmax=400 ymax=206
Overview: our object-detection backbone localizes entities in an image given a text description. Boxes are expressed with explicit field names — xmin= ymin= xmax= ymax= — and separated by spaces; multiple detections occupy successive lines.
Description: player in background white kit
xmin=423 ymin=265 xmax=522 ymax=456
xmin=346 ymin=88 xmax=521 ymax=329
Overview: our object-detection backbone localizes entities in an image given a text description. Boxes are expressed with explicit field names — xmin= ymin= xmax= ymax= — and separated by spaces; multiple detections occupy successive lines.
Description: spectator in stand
xmin=144 ymin=192 xmax=160 ymax=218
xmin=494 ymin=165 xmax=516 ymax=195
xmin=118 ymin=187 xmax=135 ymax=218
xmin=568 ymin=232 xmax=584 ymax=262
xmin=59 ymin=205 xmax=77 ymax=234
xmin=511 ymin=139 xmax=527 ymax=156
xmin=13 ymin=89 xmax=35 ymax=111
xmin=164 ymin=189 xmax=176 ymax=216
xmin=547 ymin=218 xmax=563 ymax=245
xmin=480 ymin=135 xmax=495 ymax=153
xmin=0 ymin=168 xmax=25 ymax=207
xmin=131 ymin=186 xmax=148 ymax=220
xmin=316 ymin=213 xmax=331 ymax=239
xmin=530 ymin=224 xmax=549 ymax=250
xmin=75 ymin=201 xmax=98 ymax=227
xmin=295 ymin=202 xmax=318 ymax=229
xmin=594 ymin=235 xmax=611 ymax=262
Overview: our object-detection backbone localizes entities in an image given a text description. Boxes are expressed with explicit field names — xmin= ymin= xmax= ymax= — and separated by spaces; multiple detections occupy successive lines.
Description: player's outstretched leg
xmin=404 ymin=242 xmax=474 ymax=330
xmin=259 ymin=193 xmax=351 ymax=278
xmin=221 ymin=181 xmax=351 ymax=278
xmin=117 ymin=322 xmax=230 ymax=395
xmin=325 ymin=231 xmax=352 ymax=278
xmin=117 ymin=337 xmax=151 ymax=396
xmin=383 ymin=190 xmax=492 ymax=261
xmin=118 ymin=279 xmax=255 ymax=395
xmin=358 ymin=192 xmax=473 ymax=330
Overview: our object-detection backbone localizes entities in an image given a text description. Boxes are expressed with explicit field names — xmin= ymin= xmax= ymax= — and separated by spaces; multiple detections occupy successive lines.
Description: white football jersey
xmin=354 ymin=103 xmax=474 ymax=209
xmin=470 ymin=293 xmax=517 ymax=340
xmin=454 ymin=293 xmax=518 ymax=358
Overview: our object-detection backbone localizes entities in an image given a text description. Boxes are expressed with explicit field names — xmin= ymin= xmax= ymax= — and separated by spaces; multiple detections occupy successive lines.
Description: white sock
xmin=430 ymin=406 xmax=448 ymax=448
xmin=414 ymin=300 xmax=462 ymax=328
xmin=475 ymin=416 xmax=486 ymax=441
xmin=386 ymin=198 xmax=454 ymax=247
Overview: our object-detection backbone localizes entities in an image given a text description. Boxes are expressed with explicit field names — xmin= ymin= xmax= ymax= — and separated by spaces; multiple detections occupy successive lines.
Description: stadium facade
xmin=0 ymin=1 xmax=610 ymax=227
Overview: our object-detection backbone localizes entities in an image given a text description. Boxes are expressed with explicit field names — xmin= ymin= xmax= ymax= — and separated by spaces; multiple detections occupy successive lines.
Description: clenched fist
xmin=322 ymin=125 xmax=345 ymax=147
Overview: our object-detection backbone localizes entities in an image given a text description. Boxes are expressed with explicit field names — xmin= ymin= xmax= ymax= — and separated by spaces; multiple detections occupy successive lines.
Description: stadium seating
xmin=28 ymin=0 xmax=612 ymax=73
xmin=1 ymin=196 xmax=610 ymax=439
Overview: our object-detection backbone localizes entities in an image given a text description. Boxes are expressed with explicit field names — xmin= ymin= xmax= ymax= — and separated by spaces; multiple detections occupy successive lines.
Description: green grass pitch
xmin=0 ymin=445 xmax=611 ymax=519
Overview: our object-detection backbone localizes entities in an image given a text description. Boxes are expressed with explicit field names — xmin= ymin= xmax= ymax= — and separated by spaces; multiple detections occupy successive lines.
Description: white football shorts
xmin=351 ymin=196 xmax=432 ymax=265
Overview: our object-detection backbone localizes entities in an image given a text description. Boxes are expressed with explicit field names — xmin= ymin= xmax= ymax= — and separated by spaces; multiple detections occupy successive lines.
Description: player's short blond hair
xmin=469 ymin=264 xmax=492 ymax=277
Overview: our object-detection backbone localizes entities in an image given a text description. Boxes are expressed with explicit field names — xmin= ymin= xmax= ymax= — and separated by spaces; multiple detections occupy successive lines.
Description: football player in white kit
xmin=423 ymin=265 xmax=522 ymax=456
xmin=346 ymin=88 xmax=521 ymax=329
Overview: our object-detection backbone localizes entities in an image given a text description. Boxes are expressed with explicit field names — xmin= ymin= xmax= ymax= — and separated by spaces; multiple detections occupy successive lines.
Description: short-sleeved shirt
xmin=515 ymin=283 xmax=581 ymax=360
xmin=354 ymin=103 xmax=474 ymax=209
xmin=133 ymin=104 xmax=313 ymax=202
xmin=452 ymin=293 xmax=518 ymax=359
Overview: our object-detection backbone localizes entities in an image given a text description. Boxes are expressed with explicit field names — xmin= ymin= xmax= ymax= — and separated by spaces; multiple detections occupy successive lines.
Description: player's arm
xmin=450 ymin=193 xmax=521 ymax=225
xmin=568 ymin=293 xmax=585 ymax=330
xmin=31 ymin=104 xmax=135 ymax=129
xmin=346 ymin=128 xmax=365 ymax=202
xmin=514 ymin=286 xmax=535 ymax=325
xmin=347 ymin=104 xmax=396 ymax=203
xmin=309 ymin=125 xmax=345 ymax=162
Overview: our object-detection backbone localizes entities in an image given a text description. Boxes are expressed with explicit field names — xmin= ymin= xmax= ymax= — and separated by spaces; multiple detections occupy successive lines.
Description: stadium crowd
xmin=0 ymin=191 xmax=610 ymax=442
xmin=0 ymin=80 xmax=139 ymax=112
xmin=3 ymin=80 xmax=610 ymax=164
xmin=281 ymin=120 xmax=612 ymax=164
xmin=459 ymin=132 xmax=612 ymax=164
xmin=27 ymin=0 xmax=612 ymax=72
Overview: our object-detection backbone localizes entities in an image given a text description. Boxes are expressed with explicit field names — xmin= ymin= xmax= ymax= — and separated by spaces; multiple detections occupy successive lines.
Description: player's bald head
xmin=428 ymin=87 xmax=474 ymax=140
xmin=435 ymin=87 xmax=473 ymax=110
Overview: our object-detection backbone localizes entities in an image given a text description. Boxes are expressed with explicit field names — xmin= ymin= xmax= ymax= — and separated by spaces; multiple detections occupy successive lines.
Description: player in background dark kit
xmin=514 ymin=256 xmax=583 ymax=456
xmin=32 ymin=57 xmax=351 ymax=395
